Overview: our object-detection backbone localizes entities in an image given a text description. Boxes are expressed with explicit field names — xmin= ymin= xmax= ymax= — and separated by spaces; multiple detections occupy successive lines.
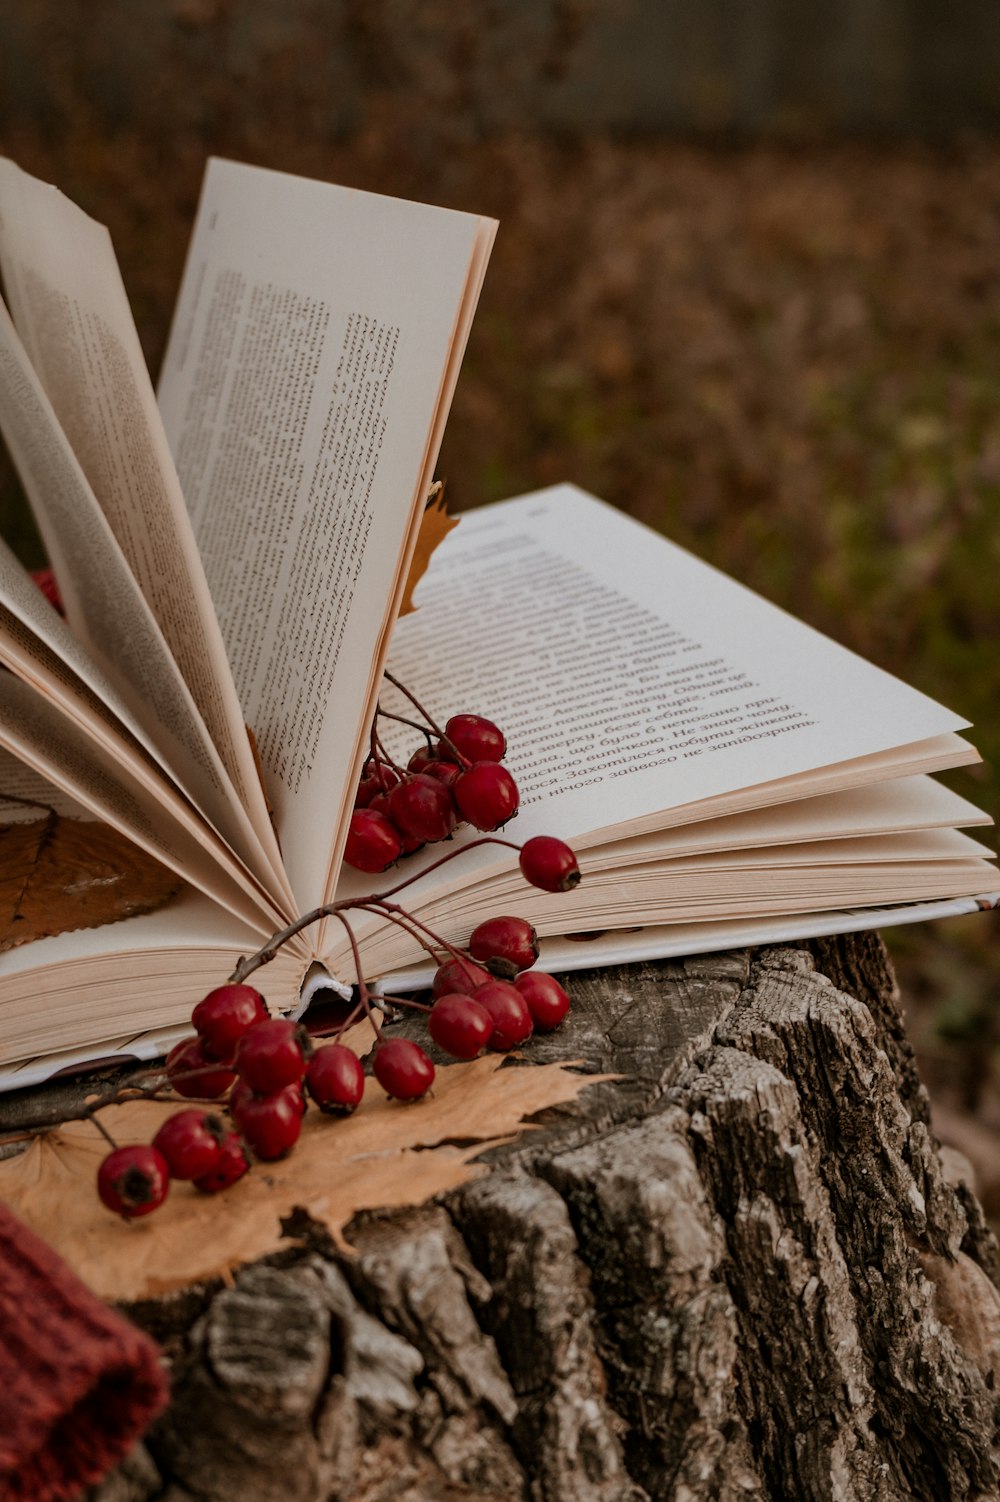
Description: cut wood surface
xmin=63 ymin=934 xmax=1000 ymax=1502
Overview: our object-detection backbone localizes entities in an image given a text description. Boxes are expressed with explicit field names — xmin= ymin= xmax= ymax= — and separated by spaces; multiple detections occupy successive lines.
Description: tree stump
xmin=82 ymin=935 xmax=1000 ymax=1502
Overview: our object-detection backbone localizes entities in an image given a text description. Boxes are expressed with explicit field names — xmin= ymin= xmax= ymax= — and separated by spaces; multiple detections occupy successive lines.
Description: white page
xmin=158 ymin=159 xmax=494 ymax=908
xmin=0 ymin=888 xmax=308 ymax=1083
xmin=382 ymin=892 xmax=1000 ymax=992
xmin=383 ymin=485 xmax=967 ymax=841
xmin=583 ymin=775 xmax=992 ymax=868
xmin=0 ymin=298 xmax=290 ymax=900
xmin=0 ymin=158 xmax=285 ymax=885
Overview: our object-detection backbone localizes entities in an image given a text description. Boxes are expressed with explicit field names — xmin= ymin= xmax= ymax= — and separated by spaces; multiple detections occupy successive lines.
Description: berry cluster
xmin=347 ymin=677 xmax=522 ymax=873
xmin=88 ymin=674 xmax=582 ymax=1220
xmin=96 ymin=900 xmax=575 ymax=1219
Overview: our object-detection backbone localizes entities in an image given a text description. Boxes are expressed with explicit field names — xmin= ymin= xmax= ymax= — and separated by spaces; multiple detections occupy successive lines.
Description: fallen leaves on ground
xmin=0 ymin=815 xmax=183 ymax=952
xmin=0 ymin=1048 xmax=610 ymax=1301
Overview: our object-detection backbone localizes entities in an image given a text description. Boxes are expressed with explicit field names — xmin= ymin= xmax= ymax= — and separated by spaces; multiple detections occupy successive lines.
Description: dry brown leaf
xmin=0 ymin=1049 xmax=611 ymax=1301
xmin=0 ymin=815 xmax=183 ymax=952
xmin=398 ymin=484 xmax=459 ymax=616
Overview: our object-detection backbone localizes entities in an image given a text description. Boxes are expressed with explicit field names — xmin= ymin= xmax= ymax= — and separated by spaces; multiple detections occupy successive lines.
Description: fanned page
xmin=331 ymin=484 xmax=991 ymax=974
xmin=156 ymin=160 xmax=495 ymax=910
xmin=0 ymin=200 xmax=289 ymax=905
xmin=0 ymin=158 xmax=287 ymax=900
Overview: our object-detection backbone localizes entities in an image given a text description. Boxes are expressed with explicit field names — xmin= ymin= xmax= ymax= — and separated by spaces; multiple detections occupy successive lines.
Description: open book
xmin=0 ymin=161 xmax=996 ymax=1090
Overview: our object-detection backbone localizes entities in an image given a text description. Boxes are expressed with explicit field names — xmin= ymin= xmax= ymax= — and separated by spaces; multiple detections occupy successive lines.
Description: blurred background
xmin=0 ymin=0 xmax=998 ymax=1210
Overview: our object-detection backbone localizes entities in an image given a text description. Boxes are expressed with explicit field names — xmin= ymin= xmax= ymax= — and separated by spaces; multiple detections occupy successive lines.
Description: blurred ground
xmin=0 ymin=116 xmax=997 ymax=1215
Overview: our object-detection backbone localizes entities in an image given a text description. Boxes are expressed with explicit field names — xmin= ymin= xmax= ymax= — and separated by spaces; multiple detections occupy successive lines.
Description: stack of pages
xmin=0 ymin=157 xmax=995 ymax=1088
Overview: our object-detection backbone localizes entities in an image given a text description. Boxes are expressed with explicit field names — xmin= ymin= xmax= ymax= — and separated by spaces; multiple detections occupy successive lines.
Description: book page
xmin=0 ymin=298 xmax=290 ymax=902
xmin=381 ymin=485 xmax=968 ymax=840
xmin=157 ymin=159 xmax=494 ymax=909
xmin=0 ymin=888 xmax=308 ymax=1083
xmin=0 ymin=158 xmax=280 ymax=872
xmin=380 ymin=893 xmax=1000 ymax=994
xmin=329 ymin=483 xmax=981 ymax=971
xmin=0 ymin=673 xmax=281 ymax=932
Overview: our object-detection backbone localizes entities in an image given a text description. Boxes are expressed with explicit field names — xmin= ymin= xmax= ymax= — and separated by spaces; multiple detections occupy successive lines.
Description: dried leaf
xmin=0 ymin=1050 xmax=611 ymax=1301
xmin=399 ymin=484 xmax=458 ymax=616
xmin=0 ymin=815 xmax=182 ymax=952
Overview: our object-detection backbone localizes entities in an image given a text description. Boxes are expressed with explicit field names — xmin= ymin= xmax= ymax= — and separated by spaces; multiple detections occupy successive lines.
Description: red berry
xmin=515 ymin=971 xmax=571 ymax=1032
xmin=152 ymin=1109 xmax=225 ymax=1180
xmin=234 ymin=1018 xmax=308 ymax=1094
xmin=473 ymin=980 xmax=534 ymax=1051
xmin=355 ymin=767 xmax=401 ymax=808
xmin=444 ymin=714 xmax=506 ymax=763
xmin=31 ymin=567 xmax=64 ymax=613
xmin=97 ymin=1145 xmax=170 ymax=1218
xmin=194 ymin=1130 xmax=250 ymax=1193
xmin=231 ymin=1086 xmax=304 ymax=1160
xmin=421 ymin=758 xmax=461 ymax=790
xmin=345 ymin=809 xmax=403 ymax=872
xmin=306 ymin=1045 xmax=366 ymax=1114
xmin=192 ymin=983 xmax=268 ymax=1062
xmin=518 ymin=836 xmax=580 ymax=893
xmin=407 ymin=745 xmax=438 ymax=774
xmin=229 ymin=1077 xmax=306 ymax=1119
xmin=373 ymin=1038 xmax=435 ymax=1100
xmin=469 ymin=915 xmax=539 ymax=976
xmin=428 ymin=994 xmax=494 ymax=1059
xmin=388 ymin=774 xmax=458 ymax=843
xmin=432 ymin=955 xmax=492 ymax=999
xmin=166 ymin=1035 xmax=236 ymax=1099
xmin=454 ymin=763 xmax=519 ymax=831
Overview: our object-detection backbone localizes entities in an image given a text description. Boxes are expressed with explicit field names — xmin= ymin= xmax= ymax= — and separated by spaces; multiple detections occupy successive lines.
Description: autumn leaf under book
xmin=0 ymin=814 xmax=183 ymax=952
xmin=0 ymin=1047 xmax=610 ymax=1302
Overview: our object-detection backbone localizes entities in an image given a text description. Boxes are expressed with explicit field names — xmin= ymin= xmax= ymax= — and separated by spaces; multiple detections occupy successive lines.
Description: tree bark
xmin=84 ymin=937 xmax=1000 ymax=1502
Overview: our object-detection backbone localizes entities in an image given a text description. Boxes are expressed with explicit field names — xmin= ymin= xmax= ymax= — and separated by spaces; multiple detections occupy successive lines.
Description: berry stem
xmin=377 ymin=994 xmax=432 ymax=1013
xmin=382 ymin=671 xmax=454 ymax=749
xmin=330 ymin=911 xmax=381 ymax=1042
xmin=87 ymin=1112 xmax=120 ymax=1151
xmin=228 ymin=837 xmax=521 ymax=986
xmin=366 ymin=898 xmax=471 ymax=971
xmin=376 ymin=705 xmax=469 ymax=767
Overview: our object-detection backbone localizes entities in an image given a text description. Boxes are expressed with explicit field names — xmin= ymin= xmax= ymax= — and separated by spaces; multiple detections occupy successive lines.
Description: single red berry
xmin=97 ymin=1144 xmax=170 ymax=1218
xmin=407 ymin=745 xmax=438 ymax=774
xmin=192 ymin=983 xmax=268 ymax=1063
xmin=454 ymin=762 xmax=520 ymax=831
xmin=515 ymin=971 xmax=571 ymax=1032
xmin=443 ymin=714 xmax=506 ymax=763
xmin=234 ymin=1018 xmax=309 ymax=1094
xmin=473 ymin=980 xmax=534 ymax=1051
xmin=345 ymin=808 xmax=404 ymax=872
xmin=229 ymin=1077 xmax=306 ymax=1120
xmin=231 ymin=1086 xmax=304 ymax=1160
xmin=355 ymin=766 xmax=401 ymax=808
xmin=432 ymin=955 xmax=492 ymax=999
xmin=421 ymin=758 xmax=461 ymax=790
xmin=428 ymin=993 xmax=494 ymax=1060
xmin=152 ymin=1109 xmax=226 ymax=1180
xmin=166 ymin=1035 xmax=237 ymax=1099
xmin=388 ymin=774 xmax=458 ymax=844
xmin=373 ymin=1038 xmax=435 ymax=1101
xmin=469 ymin=915 xmax=539 ymax=976
xmin=194 ymin=1130 xmax=251 ymax=1193
xmin=31 ymin=567 xmax=64 ymax=614
xmin=518 ymin=836 xmax=581 ymax=893
xmin=306 ymin=1045 xmax=366 ymax=1114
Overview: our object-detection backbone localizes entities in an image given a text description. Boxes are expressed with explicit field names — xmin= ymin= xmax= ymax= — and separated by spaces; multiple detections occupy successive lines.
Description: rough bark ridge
xmin=84 ymin=939 xmax=1000 ymax=1502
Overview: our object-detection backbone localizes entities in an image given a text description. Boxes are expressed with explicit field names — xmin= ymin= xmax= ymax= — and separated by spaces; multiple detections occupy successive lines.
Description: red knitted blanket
xmin=0 ymin=1201 xmax=168 ymax=1501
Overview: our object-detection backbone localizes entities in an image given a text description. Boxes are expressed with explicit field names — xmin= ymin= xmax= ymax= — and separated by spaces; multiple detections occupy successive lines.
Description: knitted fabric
xmin=0 ymin=1200 xmax=168 ymax=1501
